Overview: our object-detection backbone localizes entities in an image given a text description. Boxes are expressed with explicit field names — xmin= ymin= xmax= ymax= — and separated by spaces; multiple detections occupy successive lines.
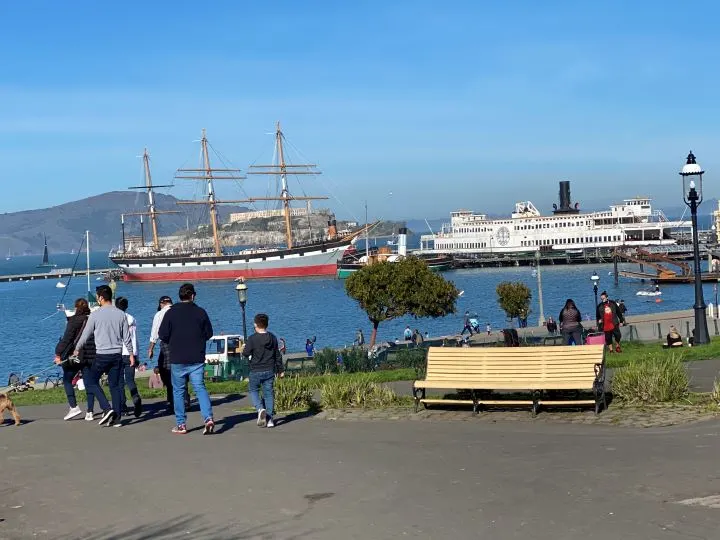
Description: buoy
xmin=655 ymin=298 xmax=662 ymax=303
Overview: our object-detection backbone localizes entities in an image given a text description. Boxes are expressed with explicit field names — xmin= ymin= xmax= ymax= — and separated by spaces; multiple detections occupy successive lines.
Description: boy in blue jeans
xmin=242 ymin=313 xmax=284 ymax=428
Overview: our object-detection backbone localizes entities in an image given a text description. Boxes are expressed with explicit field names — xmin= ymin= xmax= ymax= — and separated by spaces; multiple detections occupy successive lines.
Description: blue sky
xmin=1 ymin=1 xmax=719 ymax=221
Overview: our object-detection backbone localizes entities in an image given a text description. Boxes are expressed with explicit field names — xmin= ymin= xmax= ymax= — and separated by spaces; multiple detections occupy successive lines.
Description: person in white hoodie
xmin=116 ymin=296 xmax=142 ymax=419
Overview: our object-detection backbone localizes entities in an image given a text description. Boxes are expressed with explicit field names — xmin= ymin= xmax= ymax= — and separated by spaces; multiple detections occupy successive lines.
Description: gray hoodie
xmin=76 ymin=304 xmax=133 ymax=356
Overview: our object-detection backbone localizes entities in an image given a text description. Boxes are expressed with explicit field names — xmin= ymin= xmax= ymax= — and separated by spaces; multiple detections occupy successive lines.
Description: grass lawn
xmin=7 ymin=368 xmax=417 ymax=407
xmin=605 ymin=338 xmax=720 ymax=368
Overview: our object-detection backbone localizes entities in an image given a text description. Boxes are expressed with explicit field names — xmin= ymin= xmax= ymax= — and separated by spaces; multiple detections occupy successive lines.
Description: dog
xmin=0 ymin=393 xmax=21 ymax=425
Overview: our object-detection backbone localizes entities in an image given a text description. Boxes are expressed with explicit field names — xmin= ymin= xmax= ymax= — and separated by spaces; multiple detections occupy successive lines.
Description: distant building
xmin=229 ymin=207 xmax=308 ymax=223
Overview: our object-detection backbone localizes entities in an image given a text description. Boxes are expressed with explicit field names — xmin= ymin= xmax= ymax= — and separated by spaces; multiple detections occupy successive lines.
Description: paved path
xmin=2 ymin=400 xmax=720 ymax=539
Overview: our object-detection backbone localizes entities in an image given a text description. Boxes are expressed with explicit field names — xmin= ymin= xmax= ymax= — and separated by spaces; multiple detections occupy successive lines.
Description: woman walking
xmin=54 ymin=298 xmax=97 ymax=421
xmin=558 ymin=298 xmax=583 ymax=346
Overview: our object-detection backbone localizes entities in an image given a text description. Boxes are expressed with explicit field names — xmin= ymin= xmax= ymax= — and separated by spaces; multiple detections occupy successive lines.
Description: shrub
xmin=320 ymin=374 xmax=399 ymax=409
xmin=387 ymin=348 xmax=427 ymax=378
xmin=611 ymin=353 xmax=690 ymax=404
xmin=274 ymin=375 xmax=315 ymax=411
xmin=313 ymin=348 xmax=340 ymax=374
xmin=313 ymin=347 xmax=374 ymax=374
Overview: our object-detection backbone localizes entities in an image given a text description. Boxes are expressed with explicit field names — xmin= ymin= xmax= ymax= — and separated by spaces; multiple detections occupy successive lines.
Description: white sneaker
xmin=63 ymin=406 xmax=83 ymax=421
xmin=85 ymin=412 xmax=95 ymax=421
xmin=266 ymin=418 xmax=275 ymax=428
xmin=257 ymin=409 xmax=267 ymax=427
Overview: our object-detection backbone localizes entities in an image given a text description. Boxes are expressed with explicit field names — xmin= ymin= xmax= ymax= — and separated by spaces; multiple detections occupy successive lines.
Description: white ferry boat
xmin=418 ymin=181 xmax=687 ymax=256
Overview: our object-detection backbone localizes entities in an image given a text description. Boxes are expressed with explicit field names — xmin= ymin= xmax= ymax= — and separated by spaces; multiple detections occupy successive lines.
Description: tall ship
xmin=417 ymin=181 xmax=687 ymax=257
xmin=109 ymin=124 xmax=366 ymax=281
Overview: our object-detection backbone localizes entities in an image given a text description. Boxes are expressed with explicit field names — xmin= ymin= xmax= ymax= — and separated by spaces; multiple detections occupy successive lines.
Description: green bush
xmin=320 ymin=374 xmax=399 ymax=409
xmin=274 ymin=375 xmax=315 ymax=411
xmin=611 ymin=353 xmax=690 ymax=404
xmin=312 ymin=347 xmax=374 ymax=374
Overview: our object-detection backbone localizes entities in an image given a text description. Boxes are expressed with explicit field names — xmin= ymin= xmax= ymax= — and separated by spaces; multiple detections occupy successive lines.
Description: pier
xmin=0 ymin=268 xmax=115 ymax=283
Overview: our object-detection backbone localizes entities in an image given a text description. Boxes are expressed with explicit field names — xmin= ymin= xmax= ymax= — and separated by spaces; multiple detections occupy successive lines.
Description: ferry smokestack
xmin=559 ymin=181 xmax=571 ymax=210
xmin=553 ymin=181 xmax=580 ymax=214
xmin=398 ymin=227 xmax=408 ymax=256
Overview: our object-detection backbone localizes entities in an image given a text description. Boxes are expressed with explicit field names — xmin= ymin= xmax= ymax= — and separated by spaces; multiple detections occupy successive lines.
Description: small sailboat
xmin=37 ymin=235 xmax=57 ymax=269
xmin=55 ymin=281 xmax=66 ymax=288
xmin=5 ymin=248 xmax=10 ymax=261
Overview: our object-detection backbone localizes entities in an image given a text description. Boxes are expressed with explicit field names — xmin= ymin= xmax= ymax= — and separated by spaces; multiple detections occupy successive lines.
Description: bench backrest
xmin=424 ymin=345 xmax=604 ymax=383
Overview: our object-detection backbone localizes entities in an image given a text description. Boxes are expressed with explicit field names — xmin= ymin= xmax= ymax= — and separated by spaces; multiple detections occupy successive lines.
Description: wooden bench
xmin=413 ymin=345 xmax=606 ymax=416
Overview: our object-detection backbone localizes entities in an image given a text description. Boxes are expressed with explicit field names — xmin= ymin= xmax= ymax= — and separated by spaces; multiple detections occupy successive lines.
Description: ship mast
xmin=126 ymin=148 xmax=178 ymax=251
xmin=175 ymin=129 xmax=246 ymax=257
xmin=244 ymin=122 xmax=326 ymax=249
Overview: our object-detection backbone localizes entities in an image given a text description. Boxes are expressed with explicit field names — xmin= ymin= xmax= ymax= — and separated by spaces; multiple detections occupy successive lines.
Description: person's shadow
xmin=211 ymin=406 xmax=320 ymax=434
xmin=122 ymin=393 xmax=246 ymax=426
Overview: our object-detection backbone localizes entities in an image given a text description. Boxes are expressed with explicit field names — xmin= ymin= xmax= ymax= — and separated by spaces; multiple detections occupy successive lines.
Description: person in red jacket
xmin=596 ymin=291 xmax=625 ymax=353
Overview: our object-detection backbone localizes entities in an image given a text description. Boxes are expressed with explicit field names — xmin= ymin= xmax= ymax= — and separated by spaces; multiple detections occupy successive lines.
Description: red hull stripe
xmin=122 ymin=263 xmax=338 ymax=282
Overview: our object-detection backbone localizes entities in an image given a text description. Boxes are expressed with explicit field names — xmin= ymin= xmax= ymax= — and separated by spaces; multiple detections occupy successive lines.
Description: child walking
xmin=242 ymin=313 xmax=285 ymax=428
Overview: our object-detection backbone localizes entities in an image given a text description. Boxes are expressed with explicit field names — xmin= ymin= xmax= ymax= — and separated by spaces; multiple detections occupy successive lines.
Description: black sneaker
xmin=98 ymin=410 xmax=114 ymax=426
xmin=133 ymin=399 xmax=142 ymax=418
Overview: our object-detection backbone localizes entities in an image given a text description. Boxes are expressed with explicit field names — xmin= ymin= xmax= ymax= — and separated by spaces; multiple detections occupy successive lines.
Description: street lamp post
xmin=235 ymin=278 xmax=249 ymax=341
xmin=681 ymin=151 xmax=710 ymax=345
xmin=591 ymin=271 xmax=600 ymax=309
xmin=536 ymin=250 xmax=545 ymax=326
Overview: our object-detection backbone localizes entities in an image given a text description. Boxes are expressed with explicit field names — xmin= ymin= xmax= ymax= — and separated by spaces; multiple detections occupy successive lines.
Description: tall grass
xmin=711 ymin=377 xmax=720 ymax=406
xmin=320 ymin=373 xmax=400 ymax=409
xmin=611 ymin=353 xmax=690 ymax=404
xmin=274 ymin=375 xmax=315 ymax=411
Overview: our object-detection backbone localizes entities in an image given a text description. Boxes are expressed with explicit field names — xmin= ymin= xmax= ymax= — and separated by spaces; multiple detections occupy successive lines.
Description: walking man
xmin=116 ymin=297 xmax=142 ymax=418
xmin=158 ymin=283 xmax=215 ymax=435
xmin=243 ymin=313 xmax=284 ymax=428
xmin=74 ymin=285 xmax=134 ymax=427
xmin=596 ymin=291 xmax=625 ymax=353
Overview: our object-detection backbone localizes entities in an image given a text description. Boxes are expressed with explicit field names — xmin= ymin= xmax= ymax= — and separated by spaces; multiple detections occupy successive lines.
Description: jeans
xmin=160 ymin=366 xmax=190 ymax=408
xmin=62 ymin=365 xmax=95 ymax=411
xmin=562 ymin=329 xmax=583 ymax=346
xmin=171 ymin=363 xmax=213 ymax=426
xmin=120 ymin=355 xmax=141 ymax=410
xmin=91 ymin=353 xmax=123 ymax=414
xmin=249 ymin=370 xmax=275 ymax=419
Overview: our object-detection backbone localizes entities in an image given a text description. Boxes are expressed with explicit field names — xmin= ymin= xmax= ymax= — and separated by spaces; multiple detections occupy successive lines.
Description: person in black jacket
xmin=158 ymin=283 xmax=215 ymax=435
xmin=54 ymin=298 xmax=97 ymax=421
xmin=596 ymin=291 xmax=626 ymax=353
xmin=242 ymin=313 xmax=284 ymax=428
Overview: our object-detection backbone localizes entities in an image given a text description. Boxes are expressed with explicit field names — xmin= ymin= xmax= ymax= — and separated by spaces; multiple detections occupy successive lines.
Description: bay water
xmin=0 ymin=252 xmax=713 ymax=383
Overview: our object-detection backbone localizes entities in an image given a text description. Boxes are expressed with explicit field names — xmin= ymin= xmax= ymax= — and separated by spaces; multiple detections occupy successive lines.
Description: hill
xmin=0 ymin=192 xmax=248 ymax=254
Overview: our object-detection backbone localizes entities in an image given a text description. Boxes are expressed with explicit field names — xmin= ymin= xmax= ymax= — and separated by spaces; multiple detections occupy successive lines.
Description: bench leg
xmin=471 ymin=390 xmax=479 ymax=415
xmin=531 ymin=391 xmax=540 ymax=417
xmin=593 ymin=380 xmax=606 ymax=415
xmin=413 ymin=388 xmax=425 ymax=413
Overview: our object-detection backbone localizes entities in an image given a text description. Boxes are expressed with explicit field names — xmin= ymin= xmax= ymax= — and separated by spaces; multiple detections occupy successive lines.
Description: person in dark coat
xmin=54 ymin=298 xmax=97 ymax=421
xmin=596 ymin=291 xmax=626 ymax=353
xmin=558 ymin=299 xmax=583 ymax=345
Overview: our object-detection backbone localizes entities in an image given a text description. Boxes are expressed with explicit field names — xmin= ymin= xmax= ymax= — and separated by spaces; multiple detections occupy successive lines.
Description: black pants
xmin=461 ymin=324 xmax=474 ymax=336
xmin=159 ymin=366 xmax=189 ymax=408
xmin=604 ymin=327 xmax=622 ymax=346
xmin=120 ymin=355 xmax=141 ymax=411
xmin=91 ymin=353 xmax=123 ymax=414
